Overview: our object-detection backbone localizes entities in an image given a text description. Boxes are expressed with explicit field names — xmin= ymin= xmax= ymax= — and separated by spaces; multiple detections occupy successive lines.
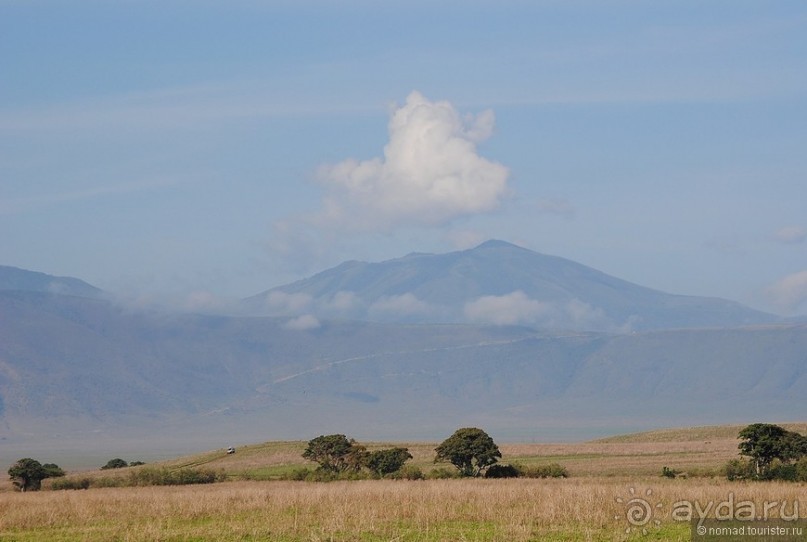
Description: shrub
xmin=128 ymin=467 xmax=223 ymax=486
xmin=281 ymin=467 xmax=372 ymax=482
xmin=283 ymin=468 xmax=314 ymax=481
xmin=793 ymin=457 xmax=807 ymax=482
xmin=518 ymin=463 xmax=568 ymax=479
xmin=366 ymin=448 xmax=412 ymax=477
xmin=485 ymin=464 xmax=520 ymax=478
xmin=724 ymin=458 xmax=755 ymax=481
xmin=766 ymin=461 xmax=797 ymax=482
xmin=101 ymin=458 xmax=129 ymax=470
xmin=390 ymin=465 xmax=425 ymax=480
xmin=51 ymin=477 xmax=91 ymax=490
xmin=428 ymin=467 xmax=461 ymax=479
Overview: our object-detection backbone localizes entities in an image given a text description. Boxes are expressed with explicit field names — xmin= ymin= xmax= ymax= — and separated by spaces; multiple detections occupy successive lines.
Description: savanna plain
xmin=1 ymin=424 xmax=805 ymax=541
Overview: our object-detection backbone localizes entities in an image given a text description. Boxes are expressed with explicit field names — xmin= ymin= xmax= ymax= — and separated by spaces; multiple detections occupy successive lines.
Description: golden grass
xmin=3 ymin=424 xmax=806 ymax=541
xmin=0 ymin=478 xmax=804 ymax=541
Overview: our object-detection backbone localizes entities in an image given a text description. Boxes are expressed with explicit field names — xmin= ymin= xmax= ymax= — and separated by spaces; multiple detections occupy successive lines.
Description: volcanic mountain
xmin=246 ymin=240 xmax=775 ymax=331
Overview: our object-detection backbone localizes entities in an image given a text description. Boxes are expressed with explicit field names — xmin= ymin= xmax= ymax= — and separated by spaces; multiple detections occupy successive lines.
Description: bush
xmin=126 ymin=467 xmax=223 ymax=487
xmin=366 ymin=448 xmax=412 ymax=477
xmin=51 ymin=477 xmax=91 ymax=490
xmin=765 ymin=461 xmax=797 ymax=482
xmin=723 ymin=457 xmax=807 ymax=482
xmin=428 ymin=467 xmax=461 ymax=479
xmin=281 ymin=467 xmax=373 ymax=482
xmin=795 ymin=457 xmax=807 ymax=482
xmin=485 ymin=464 xmax=520 ymax=478
xmin=390 ymin=465 xmax=425 ymax=480
xmin=283 ymin=468 xmax=314 ymax=481
xmin=724 ymin=458 xmax=756 ymax=481
xmin=101 ymin=458 xmax=129 ymax=470
xmin=518 ymin=463 xmax=568 ymax=479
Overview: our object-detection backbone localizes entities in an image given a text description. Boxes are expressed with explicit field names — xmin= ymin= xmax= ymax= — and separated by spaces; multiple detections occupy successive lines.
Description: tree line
xmin=299 ymin=427 xmax=566 ymax=480
xmin=301 ymin=427 xmax=501 ymax=478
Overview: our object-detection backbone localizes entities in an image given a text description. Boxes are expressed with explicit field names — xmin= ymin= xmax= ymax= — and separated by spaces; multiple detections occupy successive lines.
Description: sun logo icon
xmin=615 ymin=487 xmax=663 ymax=534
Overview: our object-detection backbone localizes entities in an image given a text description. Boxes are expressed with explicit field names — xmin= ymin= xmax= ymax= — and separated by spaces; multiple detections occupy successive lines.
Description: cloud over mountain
xmin=316 ymin=91 xmax=509 ymax=230
xmin=768 ymin=270 xmax=807 ymax=313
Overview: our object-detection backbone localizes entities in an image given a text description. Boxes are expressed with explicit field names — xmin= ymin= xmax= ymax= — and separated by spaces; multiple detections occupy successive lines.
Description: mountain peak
xmin=473 ymin=239 xmax=523 ymax=250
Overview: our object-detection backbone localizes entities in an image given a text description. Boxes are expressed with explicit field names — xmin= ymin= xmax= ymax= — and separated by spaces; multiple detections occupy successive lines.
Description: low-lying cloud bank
xmin=255 ymin=288 xmax=633 ymax=332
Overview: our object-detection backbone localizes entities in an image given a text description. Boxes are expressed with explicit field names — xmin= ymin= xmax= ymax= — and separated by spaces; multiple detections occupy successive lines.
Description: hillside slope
xmin=0 ymin=265 xmax=103 ymax=298
xmin=1 ymin=288 xmax=804 ymax=456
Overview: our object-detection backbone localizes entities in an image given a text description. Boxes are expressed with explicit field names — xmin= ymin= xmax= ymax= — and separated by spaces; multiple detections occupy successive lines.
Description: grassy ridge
xmin=2 ymin=423 xmax=804 ymax=541
xmin=38 ymin=423 xmax=761 ymax=488
xmin=594 ymin=423 xmax=807 ymax=443
xmin=153 ymin=423 xmax=763 ymax=478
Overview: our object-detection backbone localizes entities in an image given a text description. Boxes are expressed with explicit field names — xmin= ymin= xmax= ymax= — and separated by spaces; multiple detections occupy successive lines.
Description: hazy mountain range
xmin=1 ymin=242 xmax=803 ymax=462
xmin=245 ymin=240 xmax=775 ymax=331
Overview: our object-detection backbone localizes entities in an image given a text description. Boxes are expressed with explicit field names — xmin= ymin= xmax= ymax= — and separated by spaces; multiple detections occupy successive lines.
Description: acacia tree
xmin=102 ymin=458 xmax=129 ymax=470
xmin=8 ymin=458 xmax=64 ymax=491
xmin=366 ymin=447 xmax=412 ymax=476
xmin=435 ymin=427 xmax=501 ymax=477
xmin=738 ymin=423 xmax=804 ymax=475
xmin=302 ymin=434 xmax=367 ymax=472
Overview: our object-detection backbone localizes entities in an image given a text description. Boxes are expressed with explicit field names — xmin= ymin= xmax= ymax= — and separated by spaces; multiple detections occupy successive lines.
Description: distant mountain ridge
xmin=0 ymin=287 xmax=804 ymax=458
xmin=246 ymin=240 xmax=776 ymax=331
xmin=0 ymin=257 xmax=802 ymax=460
xmin=0 ymin=265 xmax=103 ymax=298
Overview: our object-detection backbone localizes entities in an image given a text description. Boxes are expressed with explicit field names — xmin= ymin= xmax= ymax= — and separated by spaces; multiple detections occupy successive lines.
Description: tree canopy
xmin=366 ymin=447 xmax=412 ymax=476
xmin=738 ymin=423 xmax=807 ymax=476
xmin=300 ymin=435 xmax=414 ymax=477
xmin=8 ymin=458 xmax=64 ymax=491
xmin=435 ymin=427 xmax=501 ymax=477
xmin=101 ymin=458 xmax=129 ymax=470
xmin=302 ymin=434 xmax=367 ymax=472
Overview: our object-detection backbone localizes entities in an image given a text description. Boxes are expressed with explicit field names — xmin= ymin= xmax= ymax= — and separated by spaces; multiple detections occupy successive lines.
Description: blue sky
xmin=2 ymin=0 xmax=807 ymax=315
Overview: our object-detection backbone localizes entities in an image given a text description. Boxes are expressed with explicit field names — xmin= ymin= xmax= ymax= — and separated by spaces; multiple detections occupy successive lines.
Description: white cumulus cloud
xmin=774 ymin=225 xmax=807 ymax=244
xmin=464 ymin=291 xmax=551 ymax=326
xmin=283 ymin=314 xmax=321 ymax=331
xmin=317 ymin=90 xmax=509 ymax=230
xmin=767 ymin=271 xmax=807 ymax=313
xmin=463 ymin=291 xmax=620 ymax=330
xmin=369 ymin=293 xmax=433 ymax=317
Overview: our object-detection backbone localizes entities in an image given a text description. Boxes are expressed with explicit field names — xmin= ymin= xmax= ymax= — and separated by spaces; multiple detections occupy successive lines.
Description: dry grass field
xmin=1 ymin=478 xmax=805 ymax=541
xmin=1 ymin=424 xmax=805 ymax=541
